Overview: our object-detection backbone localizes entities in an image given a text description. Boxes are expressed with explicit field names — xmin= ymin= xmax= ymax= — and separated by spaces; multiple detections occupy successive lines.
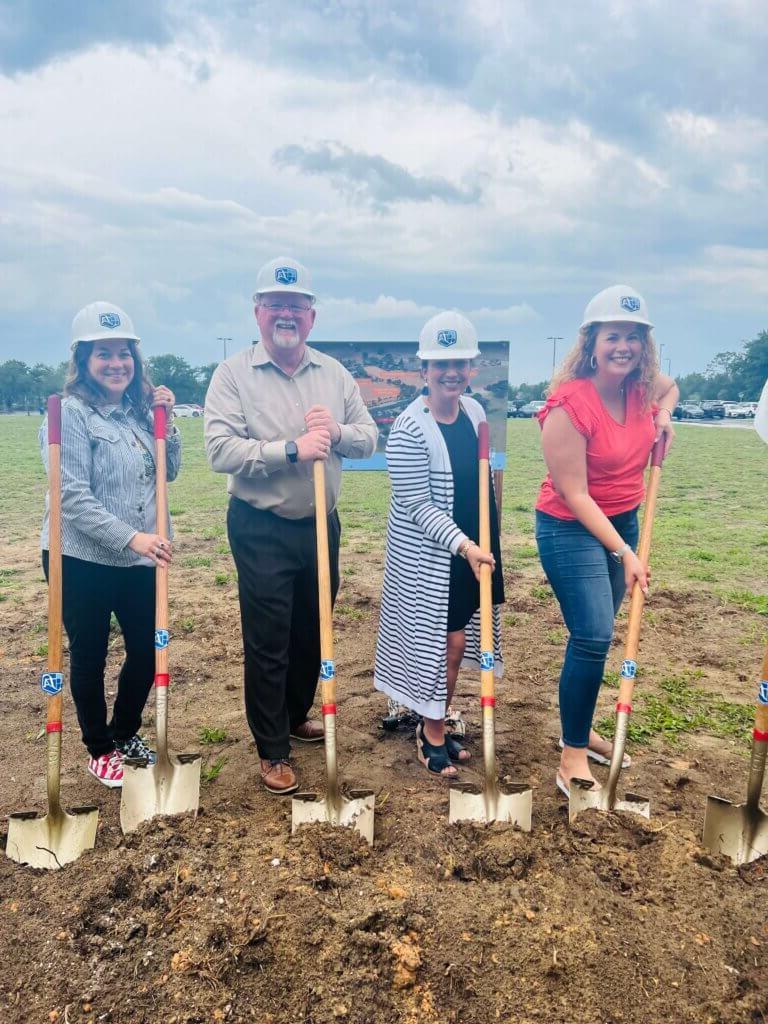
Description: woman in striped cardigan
xmin=374 ymin=312 xmax=504 ymax=778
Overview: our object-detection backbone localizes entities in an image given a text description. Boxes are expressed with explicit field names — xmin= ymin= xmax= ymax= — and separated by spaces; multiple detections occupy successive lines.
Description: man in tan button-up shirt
xmin=205 ymin=257 xmax=377 ymax=795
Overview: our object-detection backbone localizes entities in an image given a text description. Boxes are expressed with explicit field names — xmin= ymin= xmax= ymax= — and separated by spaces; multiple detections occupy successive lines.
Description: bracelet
xmin=458 ymin=538 xmax=473 ymax=559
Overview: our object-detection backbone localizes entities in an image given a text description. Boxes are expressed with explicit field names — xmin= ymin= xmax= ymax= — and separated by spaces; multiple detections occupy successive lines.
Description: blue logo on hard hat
xmin=437 ymin=330 xmax=457 ymax=347
xmin=620 ymin=296 xmax=641 ymax=314
xmin=275 ymin=267 xmax=298 ymax=285
xmin=99 ymin=312 xmax=121 ymax=329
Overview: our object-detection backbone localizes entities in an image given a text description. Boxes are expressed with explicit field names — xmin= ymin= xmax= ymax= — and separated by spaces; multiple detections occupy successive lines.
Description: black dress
xmin=436 ymin=409 xmax=505 ymax=632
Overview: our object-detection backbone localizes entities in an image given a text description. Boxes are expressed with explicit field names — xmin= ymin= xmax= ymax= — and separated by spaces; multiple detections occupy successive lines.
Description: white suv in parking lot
xmin=724 ymin=402 xmax=755 ymax=418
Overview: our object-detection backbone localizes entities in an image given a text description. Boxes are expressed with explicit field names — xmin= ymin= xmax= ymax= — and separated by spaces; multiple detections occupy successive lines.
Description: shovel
xmin=449 ymin=421 xmax=533 ymax=829
xmin=569 ymin=436 xmax=668 ymax=824
xmin=701 ymin=396 xmax=768 ymax=863
xmin=120 ymin=404 xmax=201 ymax=833
xmin=702 ymin=649 xmax=768 ymax=864
xmin=291 ymin=461 xmax=375 ymax=845
xmin=6 ymin=395 xmax=99 ymax=869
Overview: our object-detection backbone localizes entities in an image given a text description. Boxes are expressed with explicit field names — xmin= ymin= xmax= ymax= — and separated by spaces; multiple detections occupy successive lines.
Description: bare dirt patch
xmin=1 ymin=535 xmax=767 ymax=1024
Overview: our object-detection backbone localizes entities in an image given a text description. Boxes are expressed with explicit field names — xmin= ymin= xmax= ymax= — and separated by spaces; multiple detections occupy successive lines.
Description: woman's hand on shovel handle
xmin=623 ymin=549 xmax=649 ymax=595
xmin=128 ymin=532 xmax=173 ymax=567
xmin=653 ymin=409 xmax=675 ymax=450
xmin=465 ymin=543 xmax=496 ymax=583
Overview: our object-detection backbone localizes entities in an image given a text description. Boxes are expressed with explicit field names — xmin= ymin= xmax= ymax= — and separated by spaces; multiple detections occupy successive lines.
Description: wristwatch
xmin=610 ymin=542 xmax=631 ymax=562
xmin=285 ymin=441 xmax=299 ymax=464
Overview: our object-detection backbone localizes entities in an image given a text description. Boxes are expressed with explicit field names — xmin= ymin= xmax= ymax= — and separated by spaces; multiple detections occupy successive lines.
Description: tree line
xmin=0 ymin=355 xmax=218 ymax=412
xmin=1 ymin=329 xmax=766 ymax=412
xmin=509 ymin=329 xmax=768 ymax=404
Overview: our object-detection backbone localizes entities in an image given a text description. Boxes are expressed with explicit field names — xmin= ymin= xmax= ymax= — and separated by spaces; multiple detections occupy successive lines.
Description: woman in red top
xmin=534 ymin=285 xmax=678 ymax=796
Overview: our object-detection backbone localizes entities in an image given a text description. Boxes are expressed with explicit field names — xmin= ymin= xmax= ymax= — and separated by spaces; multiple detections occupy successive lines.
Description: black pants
xmin=43 ymin=552 xmax=156 ymax=758
xmin=226 ymin=497 xmax=340 ymax=760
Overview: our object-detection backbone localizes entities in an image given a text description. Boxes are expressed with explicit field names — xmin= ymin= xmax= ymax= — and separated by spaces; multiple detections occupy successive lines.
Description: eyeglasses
xmin=259 ymin=301 xmax=313 ymax=314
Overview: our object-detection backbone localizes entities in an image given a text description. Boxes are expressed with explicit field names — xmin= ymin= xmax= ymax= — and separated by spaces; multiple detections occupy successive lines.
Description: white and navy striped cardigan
xmin=374 ymin=395 xmax=503 ymax=720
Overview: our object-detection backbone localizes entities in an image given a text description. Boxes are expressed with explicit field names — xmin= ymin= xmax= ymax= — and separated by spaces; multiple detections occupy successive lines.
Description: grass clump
xmin=596 ymin=673 xmax=755 ymax=747
xmin=726 ymin=590 xmax=768 ymax=615
xmin=199 ymin=726 xmax=227 ymax=744
xmin=201 ymin=755 xmax=227 ymax=784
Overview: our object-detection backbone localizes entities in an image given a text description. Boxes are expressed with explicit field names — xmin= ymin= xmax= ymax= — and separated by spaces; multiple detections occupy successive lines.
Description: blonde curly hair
xmin=548 ymin=323 xmax=659 ymax=408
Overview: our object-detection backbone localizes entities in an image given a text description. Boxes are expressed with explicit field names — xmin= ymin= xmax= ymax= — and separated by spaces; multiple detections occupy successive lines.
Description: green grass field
xmin=2 ymin=415 xmax=768 ymax=604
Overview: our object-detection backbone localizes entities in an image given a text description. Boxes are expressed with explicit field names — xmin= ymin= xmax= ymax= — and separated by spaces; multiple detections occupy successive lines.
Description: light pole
xmin=217 ymin=337 xmax=232 ymax=361
xmin=547 ymin=336 xmax=563 ymax=377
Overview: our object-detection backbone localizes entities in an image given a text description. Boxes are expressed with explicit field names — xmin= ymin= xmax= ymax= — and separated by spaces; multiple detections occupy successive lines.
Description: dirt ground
xmin=1 ymin=531 xmax=767 ymax=1024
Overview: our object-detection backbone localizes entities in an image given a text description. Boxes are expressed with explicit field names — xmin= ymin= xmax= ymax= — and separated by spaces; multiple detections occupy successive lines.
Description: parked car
xmin=507 ymin=401 xmax=522 ymax=418
xmin=173 ymin=404 xmax=203 ymax=418
xmin=725 ymin=402 xmax=754 ymax=418
xmin=700 ymin=401 xmax=725 ymax=419
xmin=673 ymin=402 xmax=705 ymax=420
xmin=517 ymin=400 xmax=546 ymax=418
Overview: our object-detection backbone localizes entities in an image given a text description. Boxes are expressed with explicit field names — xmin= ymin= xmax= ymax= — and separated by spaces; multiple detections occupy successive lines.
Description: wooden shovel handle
xmin=46 ymin=395 xmax=64 ymax=732
xmin=313 ymin=461 xmax=335 ymax=708
xmin=153 ymin=406 xmax=169 ymax=675
xmin=617 ymin=436 xmax=668 ymax=706
xmin=478 ymin=422 xmax=494 ymax=700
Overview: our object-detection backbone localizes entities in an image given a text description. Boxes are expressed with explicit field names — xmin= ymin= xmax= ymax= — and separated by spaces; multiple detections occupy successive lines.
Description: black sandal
xmin=444 ymin=733 xmax=471 ymax=763
xmin=415 ymin=723 xmax=458 ymax=778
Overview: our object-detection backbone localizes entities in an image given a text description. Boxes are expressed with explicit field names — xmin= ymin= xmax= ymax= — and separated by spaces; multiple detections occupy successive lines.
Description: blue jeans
xmin=535 ymin=508 xmax=639 ymax=748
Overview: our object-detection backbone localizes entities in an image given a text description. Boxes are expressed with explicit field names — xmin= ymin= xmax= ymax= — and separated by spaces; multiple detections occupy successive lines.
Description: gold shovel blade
xmin=568 ymin=779 xmax=650 ymax=824
xmin=449 ymin=782 xmax=533 ymax=830
xmin=120 ymin=754 xmax=202 ymax=834
xmin=6 ymin=805 xmax=99 ymax=870
xmin=702 ymin=795 xmax=768 ymax=865
xmin=291 ymin=790 xmax=375 ymax=846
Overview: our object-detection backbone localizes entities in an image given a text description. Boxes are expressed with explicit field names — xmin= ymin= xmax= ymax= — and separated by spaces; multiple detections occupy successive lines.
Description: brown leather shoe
xmin=290 ymin=719 xmax=324 ymax=743
xmin=260 ymin=758 xmax=298 ymax=795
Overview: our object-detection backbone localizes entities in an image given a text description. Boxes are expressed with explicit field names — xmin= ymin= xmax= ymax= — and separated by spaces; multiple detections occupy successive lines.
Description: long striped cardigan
xmin=374 ymin=395 xmax=503 ymax=720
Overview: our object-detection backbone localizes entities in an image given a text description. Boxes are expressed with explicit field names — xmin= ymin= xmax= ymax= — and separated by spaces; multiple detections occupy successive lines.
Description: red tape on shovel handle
xmin=650 ymin=434 xmax=668 ymax=468
xmin=153 ymin=404 xmax=167 ymax=440
xmin=477 ymin=420 xmax=489 ymax=461
xmin=48 ymin=394 xmax=61 ymax=444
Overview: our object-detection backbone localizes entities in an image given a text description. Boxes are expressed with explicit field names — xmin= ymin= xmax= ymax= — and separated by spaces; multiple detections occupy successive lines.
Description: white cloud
xmin=0 ymin=4 xmax=766 ymax=378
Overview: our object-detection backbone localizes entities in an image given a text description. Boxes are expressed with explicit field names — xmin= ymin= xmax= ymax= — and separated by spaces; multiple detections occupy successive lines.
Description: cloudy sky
xmin=0 ymin=0 xmax=766 ymax=380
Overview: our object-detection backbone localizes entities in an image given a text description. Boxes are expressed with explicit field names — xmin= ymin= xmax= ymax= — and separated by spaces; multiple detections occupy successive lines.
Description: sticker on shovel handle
xmin=320 ymin=660 xmax=335 ymax=680
xmin=480 ymin=651 xmax=495 ymax=671
xmin=154 ymin=629 xmax=170 ymax=649
xmin=41 ymin=672 xmax=63 ymax=695
xmin=620 ymin=659 xmax=637 ymax=679
xmin=759 ymin=681 xmax=768 ymax=705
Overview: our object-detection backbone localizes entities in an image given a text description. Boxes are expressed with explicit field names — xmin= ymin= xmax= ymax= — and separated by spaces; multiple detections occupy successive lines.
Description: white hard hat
xmin=580 ymin=285 xmax=653 ymax=330
xmin=253 ymin=257 xmax=315 ymax=301
xmin=71 ymin=301 xmax=140 ymax=349
xmin=417 ymin=311 xmax=480 ymax=360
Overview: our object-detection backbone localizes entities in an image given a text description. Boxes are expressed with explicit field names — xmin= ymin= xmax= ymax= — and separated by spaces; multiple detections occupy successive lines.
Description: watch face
xmin=286 ymin=441 xmax=298 ymax=462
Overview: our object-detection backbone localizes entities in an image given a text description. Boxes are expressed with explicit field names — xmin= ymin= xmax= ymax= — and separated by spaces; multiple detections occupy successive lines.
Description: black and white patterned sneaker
xmin=116 ymin=734 xmax=157 ymax=765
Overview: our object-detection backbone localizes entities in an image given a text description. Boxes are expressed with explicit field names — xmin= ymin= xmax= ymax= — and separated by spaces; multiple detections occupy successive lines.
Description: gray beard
xmin=271 ymin=325 xmax=301 ymax=349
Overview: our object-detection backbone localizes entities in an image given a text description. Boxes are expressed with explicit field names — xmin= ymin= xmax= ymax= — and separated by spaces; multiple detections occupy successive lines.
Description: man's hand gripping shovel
xmin=449 ymin=421 xmax=533 ymax=828
xmin=6 ymin=396 xmax=99 ymax=869
xmin=291 ymin=461 xmax=375 ymax=845
xmin=569 ymin=436 xmax=668 ymax=824
xmin=120 ymin=405 xmax=201 ymax=833
xmin=701 ymin=381 xmax=768 ymax=863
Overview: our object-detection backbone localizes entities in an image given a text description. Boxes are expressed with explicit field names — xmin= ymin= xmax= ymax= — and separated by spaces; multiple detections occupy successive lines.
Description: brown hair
xmin=64 ymin=340 xmax=154 ymax=420
xmin=548 ymin=323 xmax=659 ymax=408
